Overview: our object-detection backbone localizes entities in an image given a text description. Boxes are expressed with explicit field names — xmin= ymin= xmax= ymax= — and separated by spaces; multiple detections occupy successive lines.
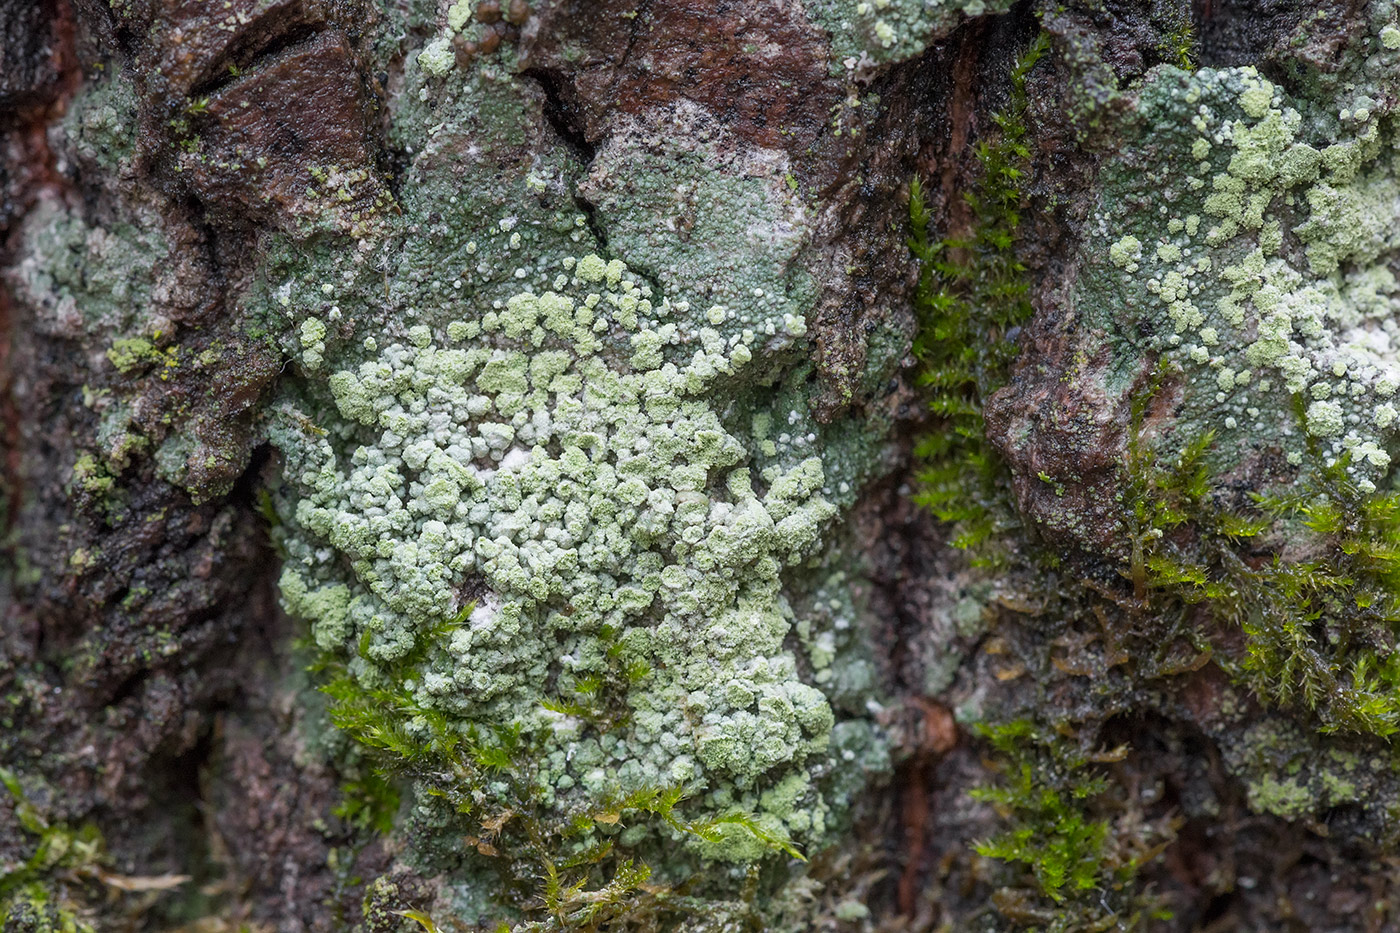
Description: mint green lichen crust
xmin=265 ymin=8 xmax=895 ymax=879
xmin=1076 ymin=4 xmax=1400 ymax=490
xmin=805 ymin=0 xmax=1015 ymax=67
xmin=277 ymin=253 xmax=847 ymax=855
xmin=1047 ymin=0 xmax=1400 ymax=822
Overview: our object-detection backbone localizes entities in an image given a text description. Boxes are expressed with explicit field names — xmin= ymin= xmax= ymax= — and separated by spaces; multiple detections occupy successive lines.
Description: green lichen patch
xmin=256 ymin=9 xmax=910 ymax=920
xmin=276 ymin=251 xmax=861 ymax=863
xmin=1082 ymin=61 xmax=1400 ymax=492
xmin=1017 ymin=10 xmax=1400 ymax=742
xmin=805 ymin=0 xmax=1016 ymax=69
xmin=12 ymin=199 xmax=168 ymax=337
xmin=580 ymin=104 xmax=815 ymax=363
xmin=10 ymin=64 xmax=287 ymax=501
xmin=1222 ymin=720 xmax=1371 ymax=822
xmin=105 ymin=337 xmax=178 ymax=378
xmin=0 ymin=770 xmax=100 ymax=933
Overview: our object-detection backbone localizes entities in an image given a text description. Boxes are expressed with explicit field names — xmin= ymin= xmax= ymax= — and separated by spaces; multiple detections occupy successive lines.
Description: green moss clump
xmin=908 ymin=31 xmax=1048 ymax=555
xmin=1157 ymin=8 xmax=1197 ymax=71
xmin=971 ymin=721 xmax=1111 ymax=902
xmin=969 ymin=721 xmax=1177 ymax=930
xmin=1 ymin=770 xmax=103 ymax=932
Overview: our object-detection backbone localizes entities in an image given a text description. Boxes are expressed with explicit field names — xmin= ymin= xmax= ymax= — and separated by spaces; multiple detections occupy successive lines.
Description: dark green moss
xmin=1156 ymin=5 xmax=1197 ymax=70
xmin=971 ymin=721 xmax=1111 ymax=901
xmin=969 ymin=720 xmax=1176 ymax=931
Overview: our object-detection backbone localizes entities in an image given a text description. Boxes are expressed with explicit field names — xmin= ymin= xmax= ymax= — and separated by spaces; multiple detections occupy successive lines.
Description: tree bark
xmin=3 ymin=1 xmax=1398 ymax=931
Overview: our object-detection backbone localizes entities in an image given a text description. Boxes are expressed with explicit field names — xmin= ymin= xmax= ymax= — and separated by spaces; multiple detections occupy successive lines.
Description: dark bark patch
xmin=183 ymin=29 xmax=386 ymax=229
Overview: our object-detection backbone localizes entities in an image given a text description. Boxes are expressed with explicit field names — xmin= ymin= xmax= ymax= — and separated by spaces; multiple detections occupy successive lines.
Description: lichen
xmin=804 ymin=0 xmax=1017 ymax=69
xmin=1039 ymin=0 xmax=1400 ymax=745
xmin=416 ymin=36 xmax=456 ymax=77
xmin=1081 ymin=53 xmax=1400 ymax=493
xmin=12 ymin=198 xmax=168 ymax=336
xmin=275 ymin=247 xmax=871 ymax=863
xmin=261 ymin=12 xmax=900 ymax=918
xmin=1222 ymin=720 xmax=1369 ymax=822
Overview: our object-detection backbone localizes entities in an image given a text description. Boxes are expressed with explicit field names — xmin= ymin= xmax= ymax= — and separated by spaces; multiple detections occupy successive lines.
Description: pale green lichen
xmin=1220 ymin=719 xmax=1374 ymax=824
xmin=1079 ymin=46 xmax=1400 ymax=492
xmin=1108 ymin=234 xmax=1142 ymax=271
xmin=1246 ymin=774 xmax=1313 ymax=820
xmin=299 ymin=316 xmax=328 ymax=369
xmin=1306 ymin=399 xmax=1345 ymax=437
xmin=13 ymin=198 xmax=168 ymax=335
xmin=580 ymin=102 xmax=816 ymax=354
xmin=260 ymin=12 xmax=899 ymax=903
xmin=275 ymin=251 xmax=871 ymax=860
xmin=417 ymin=36 xmax=456 ymax=77
xmin=446 ymin=0 xmax=473 ymax=32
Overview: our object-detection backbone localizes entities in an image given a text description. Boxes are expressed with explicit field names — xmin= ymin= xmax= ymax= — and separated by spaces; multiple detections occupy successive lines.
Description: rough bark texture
xmin=5 ymin=1 xmax=1400 ymax=931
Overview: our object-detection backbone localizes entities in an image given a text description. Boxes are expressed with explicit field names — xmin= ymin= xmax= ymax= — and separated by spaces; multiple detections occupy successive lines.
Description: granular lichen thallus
xmin=274 ymin=251 xmax=861 ymax=863
xmin=1092 ymin=63 xmax=1400 ymax=489
xmin=255 ymin=11 xmax=897 ymax=910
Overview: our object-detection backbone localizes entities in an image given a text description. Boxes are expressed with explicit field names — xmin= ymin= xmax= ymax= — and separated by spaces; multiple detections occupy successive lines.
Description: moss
xmin=908 ymin=30 xmax=1048 ymax=556
xmin=968 ymin=719 xmax=1172 ymax=928
xmin=1126 ymin=383 xmax=1400 ymax=737
xmin=315 ymin=620 xmax=803 ymax=925
xmin=0 ymin=770 xmax=103 ymax=932
xmin=0 ymin=886 xmax=90 ymax=933
xmin=1157 ymin=9 xmax=1197 ymax=71
xmin=263 ymin=9 xmax=898 ymax=922
xmin=971 ymin=721 xmax=1111 ymax=902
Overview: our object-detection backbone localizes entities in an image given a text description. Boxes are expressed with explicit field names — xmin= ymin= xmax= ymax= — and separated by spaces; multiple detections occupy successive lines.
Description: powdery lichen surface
xmin=266 ymin=2 xmax=898 ymax=882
